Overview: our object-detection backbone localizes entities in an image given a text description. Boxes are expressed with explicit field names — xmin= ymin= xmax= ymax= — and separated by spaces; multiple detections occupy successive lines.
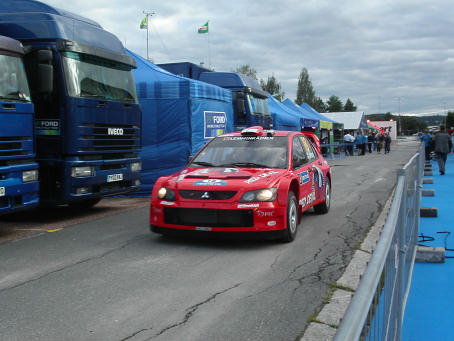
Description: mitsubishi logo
xmin=201 ymin=192 xmax=211 ymax=199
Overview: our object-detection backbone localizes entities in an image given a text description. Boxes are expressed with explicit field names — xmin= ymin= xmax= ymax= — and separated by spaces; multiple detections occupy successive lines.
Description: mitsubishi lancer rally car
xmin=150 ymin=126 xmax=331 ymax=242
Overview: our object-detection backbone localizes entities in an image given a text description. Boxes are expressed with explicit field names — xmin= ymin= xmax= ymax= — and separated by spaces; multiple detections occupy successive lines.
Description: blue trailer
xmin=0 ymin=35 xmax=39 ymax=214
xmin=158 ymin=62 xmax=272 ymax=131
xmin=0 ymin=0 xmax=141 ymax=207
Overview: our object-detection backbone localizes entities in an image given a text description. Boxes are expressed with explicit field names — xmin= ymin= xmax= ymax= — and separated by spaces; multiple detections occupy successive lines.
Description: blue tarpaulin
xmin=267 ymin=95 xmax=300 ymax=131
xmin=127 ymin=50 xmax=233 ymax=196
xmin=282 ymin=99 xmax=320 ymax=128
xmin=300 ymin=103 xmax=338 ymax=124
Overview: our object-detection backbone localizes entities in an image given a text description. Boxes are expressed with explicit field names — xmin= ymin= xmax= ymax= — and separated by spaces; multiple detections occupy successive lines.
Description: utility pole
xmin=143 ymin=10 xmax=155 ymax=61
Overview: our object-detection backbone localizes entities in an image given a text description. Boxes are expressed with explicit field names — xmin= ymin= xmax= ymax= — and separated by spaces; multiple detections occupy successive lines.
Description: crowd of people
xmin=343 ymin=130 xmax=392 ymax=156
xmin=419 ymin=125 xmax=453 ymax=175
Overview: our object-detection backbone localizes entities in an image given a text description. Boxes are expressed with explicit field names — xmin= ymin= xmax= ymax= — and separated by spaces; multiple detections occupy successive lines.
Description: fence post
xmin=396 ymin=169 xmax=407 ymax=340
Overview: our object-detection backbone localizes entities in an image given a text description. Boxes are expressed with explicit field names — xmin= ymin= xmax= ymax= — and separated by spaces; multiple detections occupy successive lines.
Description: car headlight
xmin=71 ymin=166 xmax=94 ymax=177
xmin=131 ymin=162 xmax=142 ymax=172
xmin=157 ymin=187 xmax=176 ymax=201
xmin=22 ymin=169 xmax=38 ymax=183
xmin=239 ymin=188 xmax=277 ymax=202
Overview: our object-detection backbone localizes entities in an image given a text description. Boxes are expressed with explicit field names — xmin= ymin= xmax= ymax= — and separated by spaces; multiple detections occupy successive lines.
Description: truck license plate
xmin=0 ymin=187 xmax=5 ymax=196
xmin=107 ymin=174 xmax=123 ymax=182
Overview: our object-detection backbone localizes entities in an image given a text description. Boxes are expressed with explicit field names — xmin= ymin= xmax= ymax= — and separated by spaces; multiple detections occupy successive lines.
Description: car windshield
xmin=0 ymin=54 xmax=31 ymax=102
xmin=62 ymin=51 xmax=138 ymax=103
xmin=190 ymin=135 xmax=288 ymax=169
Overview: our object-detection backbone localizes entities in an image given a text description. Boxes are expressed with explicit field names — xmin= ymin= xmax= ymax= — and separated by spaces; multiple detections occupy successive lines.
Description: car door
xmin=299 ymin=135 xmax=326 ymax=203
xmin=291 ymin=136 xmax=315 ymax=209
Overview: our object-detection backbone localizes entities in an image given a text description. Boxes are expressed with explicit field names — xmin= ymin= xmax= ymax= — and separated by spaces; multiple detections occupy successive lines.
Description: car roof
xmin=220 ymin=128 xmax=298 ymax=138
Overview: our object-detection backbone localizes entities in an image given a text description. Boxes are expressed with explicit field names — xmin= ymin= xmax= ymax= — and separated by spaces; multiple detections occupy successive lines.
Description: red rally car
xmin=150 ymin=126 xmax=331 ymax=242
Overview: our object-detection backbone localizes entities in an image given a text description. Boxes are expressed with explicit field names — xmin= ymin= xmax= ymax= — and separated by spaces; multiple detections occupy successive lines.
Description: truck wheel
xmin=314 ymin=178 xmax=331 ymax=214
xmin=281 ymin=192 xmax=298 ymax=242
xmin=69 ymin=197 xmax=102 ymax=209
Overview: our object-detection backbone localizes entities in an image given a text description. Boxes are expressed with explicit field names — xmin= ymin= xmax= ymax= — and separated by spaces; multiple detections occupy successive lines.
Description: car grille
xmin=164 ymin=207 xmax=253 ymax=227
xmin=178 ymin=190 xmax=237 ymax=200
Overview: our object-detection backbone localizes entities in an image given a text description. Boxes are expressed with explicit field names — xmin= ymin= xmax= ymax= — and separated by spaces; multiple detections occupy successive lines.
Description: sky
xmin=42 ymin=0 xmax=454 ymax=116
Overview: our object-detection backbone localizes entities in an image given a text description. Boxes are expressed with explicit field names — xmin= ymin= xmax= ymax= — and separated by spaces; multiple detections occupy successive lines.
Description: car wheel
xmin=281 ymin=191 xmax=298 ymax=242
xmin=314 ymin=177 xmax=331 ymax=214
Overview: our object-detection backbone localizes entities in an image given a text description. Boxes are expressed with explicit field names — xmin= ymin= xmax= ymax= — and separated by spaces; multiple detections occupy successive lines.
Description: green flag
xmin=198 ymin=21 xmax=208 ymax=34
xmin=140 ymin=16 xmax=148 ymax=29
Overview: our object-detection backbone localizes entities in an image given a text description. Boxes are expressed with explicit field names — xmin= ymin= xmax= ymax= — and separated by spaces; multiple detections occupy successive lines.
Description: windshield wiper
xmin=4 ymin=91 xmax=30 ymax=102
xmin=227 ymin=162 xmax=270 ymax=168
xmin=190 ymin=161 xmax=214 ymax=167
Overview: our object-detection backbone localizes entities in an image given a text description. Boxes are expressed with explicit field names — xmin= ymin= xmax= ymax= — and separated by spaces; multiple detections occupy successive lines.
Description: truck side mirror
xmin=37 ymin=50 xmax=53 ymax=63
xmin=37 ymin=63 xmax=53 ymax=94
xmin=36 ymin=50 xmax=53 ymax=94
xmin=236 ymin=98 xmax=245 ymax=116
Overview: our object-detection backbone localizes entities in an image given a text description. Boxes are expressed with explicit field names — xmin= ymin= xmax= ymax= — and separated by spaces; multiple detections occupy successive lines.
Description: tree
xmin=295 ymin=67 xmax=315 ymax=106
xmin=343 ymin=98 xmax=357 ymax=112
xmin=234 ymin=64 xmax=258 ymax=80
xmin=312 ymin=97 xmax=326 ymax=113
xmin=326 ymin=95 xmax=343 ymax=112
xmin=446 ymin=111 xmax=454 ymax=130
xmin=383 ymin=112 xmax=394 ymax=121
xmin=260 ymin=75 xmax=285 ymax=101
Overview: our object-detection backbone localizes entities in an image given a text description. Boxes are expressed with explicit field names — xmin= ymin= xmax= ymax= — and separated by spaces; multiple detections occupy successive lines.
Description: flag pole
xmin=208 ymin=20 xmax=211 ymax=69
xmin=143 ymin=10 xmax=155 ymax=61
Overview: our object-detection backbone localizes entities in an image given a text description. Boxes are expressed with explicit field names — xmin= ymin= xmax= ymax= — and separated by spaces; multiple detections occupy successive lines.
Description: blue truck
xmin=0 ymin=35 xmax=39 ymax=214
xmin=158 ymin=62 xmax=272 ymax=131
xmin=0 ymin=0 xmax=141 ymax=207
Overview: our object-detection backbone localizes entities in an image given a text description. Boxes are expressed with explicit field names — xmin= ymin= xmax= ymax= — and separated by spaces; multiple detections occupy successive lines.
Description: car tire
xmin=314 ymin=177 xmax=331 ymax=214
xmin=281 ymin=191 xmax=298 ymax=243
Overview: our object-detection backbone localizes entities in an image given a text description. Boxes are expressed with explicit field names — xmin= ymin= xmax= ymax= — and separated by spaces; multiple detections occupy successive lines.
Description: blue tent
xmin=282 ymin=99 xmax=320 ymax=128
xmin=127 ymin=50 xmax=233 ymax=196
xmin=267 ymin=95 xmax=300 ymax=131
xmin=301 ymin=103 xmax=338 ymax=124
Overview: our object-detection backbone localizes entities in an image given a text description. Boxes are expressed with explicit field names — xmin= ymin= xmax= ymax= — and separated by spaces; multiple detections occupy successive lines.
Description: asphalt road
xmin=0 ymin=138 xmax=419 ymax=341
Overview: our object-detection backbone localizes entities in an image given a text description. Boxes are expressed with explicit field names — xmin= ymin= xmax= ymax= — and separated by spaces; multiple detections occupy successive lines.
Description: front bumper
xmin=149 ymin=200 xmax=287 ymax=232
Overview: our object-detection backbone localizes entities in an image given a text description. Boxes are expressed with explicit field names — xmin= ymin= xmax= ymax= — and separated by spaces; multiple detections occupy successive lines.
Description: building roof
xmin=321 ymin=111 xmax=367 ymax=130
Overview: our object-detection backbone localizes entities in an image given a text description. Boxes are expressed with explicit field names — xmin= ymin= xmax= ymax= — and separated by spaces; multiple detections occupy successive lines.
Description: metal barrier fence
xmin=333 ymin=142 xmax=424 ymax=341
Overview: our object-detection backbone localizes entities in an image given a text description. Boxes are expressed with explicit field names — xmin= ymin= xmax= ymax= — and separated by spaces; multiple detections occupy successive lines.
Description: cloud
xmin=42 ymin=0 xmax=454 ymax=115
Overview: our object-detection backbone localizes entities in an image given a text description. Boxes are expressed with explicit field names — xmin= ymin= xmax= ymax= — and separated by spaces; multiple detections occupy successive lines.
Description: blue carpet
xmin=403 ymin=154 xmax=454 ymax=341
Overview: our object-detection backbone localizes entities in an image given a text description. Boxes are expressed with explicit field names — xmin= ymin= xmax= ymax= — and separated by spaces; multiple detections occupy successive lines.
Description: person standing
xmin=434 ymin=125 xmax=452 ymax=175
xmin=384 ymin=133 xmax=391 ymax=154
xmin=420 ymin=130 xmax=432 ymax=161
xmin=376 ymin=133 xmax=385 ymax=153
xmin=361 ymin=133 xmax=368 ymax=155
xmin=367 ymin=132 xmax=374 ymax=153
xmin=355 ymin=132 xmax=362 ymax=155
xmin=343 ymin=131 xmax=354 ymax=156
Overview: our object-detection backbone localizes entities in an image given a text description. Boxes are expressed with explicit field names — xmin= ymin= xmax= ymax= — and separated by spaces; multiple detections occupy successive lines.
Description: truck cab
xmin=157 ymin=63 xmax=272 ymax=132
xmin=0 ymin=35 xmax=39 ymax=214
xmin=0 ymin=0 xmax=142 ymax=206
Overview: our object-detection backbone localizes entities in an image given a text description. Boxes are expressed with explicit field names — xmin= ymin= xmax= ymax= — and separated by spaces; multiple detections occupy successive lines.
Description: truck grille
xmin=81 ymin=123 xmax=140 ymax=152
xmin=164 ymin=207 xmax=253 ymax=227
xmin=179 ymin=190 xmax=237 ymax=200
xmin=0 ymin=136 xmax=32 ymax=158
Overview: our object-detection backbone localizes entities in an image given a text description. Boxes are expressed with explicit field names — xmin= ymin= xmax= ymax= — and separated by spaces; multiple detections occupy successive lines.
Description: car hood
xmin=168 ymin=167 xmax=286 ymax=189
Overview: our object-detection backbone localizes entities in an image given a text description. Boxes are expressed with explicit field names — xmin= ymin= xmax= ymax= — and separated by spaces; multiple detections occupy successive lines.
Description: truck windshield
xmin=246 ymin=94 xmax=270 ymax=117
xmin=0 ymin=55 xmax=31 ymax=102
xmin=62 ymin=51 xmax=138 ymax=103
xmin=190 ymin=135 xmax=288 ymax=169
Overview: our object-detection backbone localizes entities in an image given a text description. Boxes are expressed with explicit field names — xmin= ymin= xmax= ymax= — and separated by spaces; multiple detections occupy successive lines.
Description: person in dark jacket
xmin=434 ymin=125 xmax=452 ymax=175
xmin=384 ymin=133 xmax=391 ymax=154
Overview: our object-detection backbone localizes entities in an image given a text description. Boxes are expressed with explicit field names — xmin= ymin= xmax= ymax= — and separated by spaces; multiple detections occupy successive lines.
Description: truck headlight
xmin=22 ymin=169 xmax=38 ymax=183
xmin=239 ymin=188 xmax=277 ymax=202
xmin=157 ymin=187 xmax=176 ymax=201
xmin=71 ymin=166 xmax=94 ymax=177
xmin=131 ymin=162 xmax=142 ymax=172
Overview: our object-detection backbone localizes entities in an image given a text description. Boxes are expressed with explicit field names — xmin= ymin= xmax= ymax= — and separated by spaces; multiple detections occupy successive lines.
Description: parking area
xmin=0 ymin=197 xmax=149 ymax=244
